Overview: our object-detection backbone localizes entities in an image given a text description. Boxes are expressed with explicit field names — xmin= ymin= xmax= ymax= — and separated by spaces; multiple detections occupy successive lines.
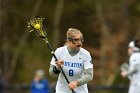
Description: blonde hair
xmin=35 ymin=69 xmax=44 ymax=78
xmin=66 ymin=28 xmax=83 ymax=38
xmin=65 ymin=28 xmax=83 ymax=45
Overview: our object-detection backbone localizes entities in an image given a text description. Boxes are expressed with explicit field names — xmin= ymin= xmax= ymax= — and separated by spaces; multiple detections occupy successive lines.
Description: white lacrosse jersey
xmin=50 ymin=46 xmax=93 ymax=93
xmin=128 ymin=52 xmax=140 ymax=93
xmin=129 ymin=52 xmax=140 ymax=84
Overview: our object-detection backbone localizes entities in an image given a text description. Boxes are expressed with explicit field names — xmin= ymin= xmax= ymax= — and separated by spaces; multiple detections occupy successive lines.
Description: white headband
xmin=128 ymin=41 xmax=140 ymax=51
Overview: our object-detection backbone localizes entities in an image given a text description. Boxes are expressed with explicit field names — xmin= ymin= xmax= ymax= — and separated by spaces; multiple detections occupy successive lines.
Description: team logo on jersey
xmin=64 ymin=62 xmax=83 ymax=68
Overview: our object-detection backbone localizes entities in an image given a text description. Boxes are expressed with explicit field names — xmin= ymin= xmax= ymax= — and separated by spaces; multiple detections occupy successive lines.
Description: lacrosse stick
xmin=27 ymin=16 xmax=75 ymax=93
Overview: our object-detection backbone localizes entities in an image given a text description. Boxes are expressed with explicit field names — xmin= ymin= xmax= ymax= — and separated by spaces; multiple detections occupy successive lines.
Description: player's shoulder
xmin=55 ymin=46 xmax=67 ymax=52
xmin=130 ymin=52 xmax=140 ymax=61
xmin=56 ymin=46 xmax=66 ymax=50
xmin=131 ymin=52 xmax=140 ymax=57
xmin=79 ymin=48 xmax=93 ymax=62
xmin=79 ymin=47 xmax=91 ymax=56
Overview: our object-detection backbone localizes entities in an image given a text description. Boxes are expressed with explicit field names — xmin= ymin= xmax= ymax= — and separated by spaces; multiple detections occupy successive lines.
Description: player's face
xmin=69 ymin=34 xmax=84 ymax=50
xmin=128 ymin=47 xmax=133 ymax=56
xmin=34 ymin=75 xmax=42 ymax=82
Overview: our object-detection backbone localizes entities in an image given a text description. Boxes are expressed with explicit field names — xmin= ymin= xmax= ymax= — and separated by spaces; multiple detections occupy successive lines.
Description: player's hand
xmin=55 ymin=60 xmax=64 ymax=70
xmin=68 ymin=80 xmax=79 ymax=90
xmin=121 ymin=71 xmax=128 ymax=77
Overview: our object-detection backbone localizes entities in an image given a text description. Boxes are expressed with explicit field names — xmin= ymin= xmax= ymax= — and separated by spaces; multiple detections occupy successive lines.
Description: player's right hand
xmin=55 ymin=60 xmax=64 ymax=70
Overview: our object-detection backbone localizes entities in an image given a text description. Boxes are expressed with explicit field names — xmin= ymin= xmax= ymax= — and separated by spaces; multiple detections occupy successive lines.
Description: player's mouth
xmin=77 ymin=44 xmax=82 ymax=47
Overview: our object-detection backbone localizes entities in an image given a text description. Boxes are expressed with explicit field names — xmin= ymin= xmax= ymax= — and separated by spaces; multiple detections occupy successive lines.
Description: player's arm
xmin=77 ymin=68 xmax=93 ymax=86
xmin=76 ymin=52 xmax=93 ymax=86
xmin=49 ymin=64 xmax=60 ymax=77
xmin=127 ymin=56 xmax=140 ymax=76
xmin=122 ymin=57 xmax=140 ymax=77
xmin=68 ymin=68 xmax=93 ymax=90
xmin=75 ymin=52 xmax=93 ymax=86
xmin=49 ymin=60 xmax=64 ymax=77
xmin=49 ymin=48 xmax=63 ymax=77
xmin=121 ymin=64 xmax=139 ymax=78
xmin=127 ymin=64 xmax=139 ymax=76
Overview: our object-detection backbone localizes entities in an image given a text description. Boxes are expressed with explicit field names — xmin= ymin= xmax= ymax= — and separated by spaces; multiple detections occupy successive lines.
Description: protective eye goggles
xmin=67 ymin=37 xmax=84 ymax=43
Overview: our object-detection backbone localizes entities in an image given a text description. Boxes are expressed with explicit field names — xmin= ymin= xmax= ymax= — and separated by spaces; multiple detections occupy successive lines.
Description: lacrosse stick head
xmin=28 ymin=16 xmax=47 ymax=38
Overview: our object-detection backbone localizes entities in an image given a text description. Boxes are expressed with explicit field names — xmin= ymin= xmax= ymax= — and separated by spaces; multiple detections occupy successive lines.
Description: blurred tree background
xmin=0 ymin=0 xmax=140 ymax=93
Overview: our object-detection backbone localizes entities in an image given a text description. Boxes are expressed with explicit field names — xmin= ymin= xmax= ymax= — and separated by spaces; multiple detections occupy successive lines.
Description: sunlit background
xmin=1 ymin=0 xmax=140 ymax=93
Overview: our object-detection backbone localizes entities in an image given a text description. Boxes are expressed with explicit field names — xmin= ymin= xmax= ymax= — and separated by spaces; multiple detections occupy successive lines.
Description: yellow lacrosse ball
xmin=34 ymin=24 xmax=41 ymax=29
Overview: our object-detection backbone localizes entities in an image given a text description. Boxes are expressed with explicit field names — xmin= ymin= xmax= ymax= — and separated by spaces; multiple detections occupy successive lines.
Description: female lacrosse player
xmin=49 ymin=28 xmax=93 ymax=93
xmin=121 ymin=39 xmax=140 ymax=93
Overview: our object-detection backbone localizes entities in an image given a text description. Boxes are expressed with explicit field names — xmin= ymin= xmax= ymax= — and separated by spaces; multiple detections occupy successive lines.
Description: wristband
xmin=53 ymin=66 xmax=61 ymax=74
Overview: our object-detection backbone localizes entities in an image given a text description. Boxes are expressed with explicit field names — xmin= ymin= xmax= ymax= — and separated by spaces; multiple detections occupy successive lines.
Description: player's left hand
xmin=68 ymin=80 xmax=79 ymax=90
xmin=121 ymin=71 xmax=128 ymax=77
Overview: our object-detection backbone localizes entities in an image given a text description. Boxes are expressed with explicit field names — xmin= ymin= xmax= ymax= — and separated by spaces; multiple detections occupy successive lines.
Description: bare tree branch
xmin=5 ymin=0 xmax=44 ymax=82
xmin=53 ymin=0 xmax=64 ymax=49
